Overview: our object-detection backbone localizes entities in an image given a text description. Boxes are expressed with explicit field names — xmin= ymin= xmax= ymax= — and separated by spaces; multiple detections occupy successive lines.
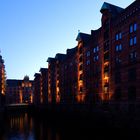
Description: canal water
xmin=0 ymin=111 xmax=63 ymax=140
xmin=0 ymin=111 xmax=139 ymax=140
xmin=0 ymin=111 xmax=96 ymax=140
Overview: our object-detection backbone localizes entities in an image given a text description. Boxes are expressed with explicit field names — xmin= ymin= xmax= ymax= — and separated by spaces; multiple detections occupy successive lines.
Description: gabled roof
xmin=100 ymin=2 xmax=124 ymax=16
xmin=67 ymin=47 xmax=77 ymax=55
xmin=76 ymin=32 xmax=90 ymax=42
xmin=55 ymin=53 xmax=66 ymax=61
xmin=47 ymin=57 xmax=56 ymax=63
xmin=34 ymin=73 xmax=41 ymax=77
xmin=39 ymin=68 xmax=48 ymax=73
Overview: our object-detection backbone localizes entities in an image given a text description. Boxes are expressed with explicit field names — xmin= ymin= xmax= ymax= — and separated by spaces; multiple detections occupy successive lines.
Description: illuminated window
xmin=129 ymin=51 xmax=137 ymax=61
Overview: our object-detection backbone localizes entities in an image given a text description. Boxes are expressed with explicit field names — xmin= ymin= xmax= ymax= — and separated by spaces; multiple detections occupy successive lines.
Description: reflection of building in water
xmin=9 ymin=113 xmax=33 ymax=135
xmin=6 ymin=76 xmax=33 ymax=104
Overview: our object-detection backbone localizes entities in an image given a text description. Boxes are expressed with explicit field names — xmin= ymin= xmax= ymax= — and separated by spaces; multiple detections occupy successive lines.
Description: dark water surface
xmin=0 ymin=112 xmax=63 ymax=140
xmin=0 ymin=111 xmax=140 ymax=140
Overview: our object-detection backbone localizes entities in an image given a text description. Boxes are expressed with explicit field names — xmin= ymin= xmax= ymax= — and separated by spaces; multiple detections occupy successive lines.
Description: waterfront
xmin=0 ymin=110 xmax=140 ymax=140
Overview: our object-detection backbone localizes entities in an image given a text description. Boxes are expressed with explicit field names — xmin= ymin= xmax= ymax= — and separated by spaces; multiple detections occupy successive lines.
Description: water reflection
xmin=0 ymin=112 xmax=61 ymax=140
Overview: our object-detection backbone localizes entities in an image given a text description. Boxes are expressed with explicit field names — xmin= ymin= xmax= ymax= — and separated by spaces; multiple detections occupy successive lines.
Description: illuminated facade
xmin=76 ymin=33 xmax=90 ymax=103
xmin=45 ymin=1 xmax=140 ymax=106
xmin=0 ymin=54 xmax=6 ymax=106
xmin=6 ymin=76 xmax=33 ymax=104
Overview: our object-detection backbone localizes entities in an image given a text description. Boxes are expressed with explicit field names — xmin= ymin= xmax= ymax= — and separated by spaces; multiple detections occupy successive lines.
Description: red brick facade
xmin=45 ymin=1 xmax=140 ymax=107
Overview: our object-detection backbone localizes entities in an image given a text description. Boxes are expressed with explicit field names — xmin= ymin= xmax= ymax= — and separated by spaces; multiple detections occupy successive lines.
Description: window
xmin=134 ymin=23 xmax=137 ymax=31
xmin=115 ymin=32 xmax=122 ymax=40
xmin=96 ymin=46 xmax=99 ymax=51
xmin=93 ymin=55 xmax=99 ymax=62
xmin=119 ymin=33 xmax=122 ymax=39
xmin=115 ymin=57 xmax=121 ymax=64
xmin=129 ymin=36 xmax=137 ymax=46
xmin=134 ymin=36 xmax=137 ymax=45
xmin=115 ymin=44 xmax=122 ymax=52
xmin=130 ymin=38 xmax=133 ymax=46
xmin=129 ymin=51 xmax=137 ymax=61
xmin=115 ymin=34 xmax=119 ymax=41
xmin=93 ymin=46 xmax=99 ymax=53
xmin=129 ymin=23 xmax=137 ymax=33
xmin=93 ymin=48 xmax=96 ymax=53
xmin=130 ymin=25 xmax=133 ymax=33
xmin=86 ymin=51 xmax=90 ymax=57
xmin=86 ymin=60 xmax=90 ymax=65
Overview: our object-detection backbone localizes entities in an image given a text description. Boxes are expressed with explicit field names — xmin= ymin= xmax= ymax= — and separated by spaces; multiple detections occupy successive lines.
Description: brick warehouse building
xmin=45 ymin=0 xmax=140 ymax=109
xmin=6 ymin=76 xmax=33 ymax=104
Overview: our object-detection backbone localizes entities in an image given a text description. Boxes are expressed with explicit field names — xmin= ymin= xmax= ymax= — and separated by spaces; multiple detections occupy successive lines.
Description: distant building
xmin=0 ymin=54 xmax=6 ymax=106
xmin=6 ymin=76 xmax=33 ymax=104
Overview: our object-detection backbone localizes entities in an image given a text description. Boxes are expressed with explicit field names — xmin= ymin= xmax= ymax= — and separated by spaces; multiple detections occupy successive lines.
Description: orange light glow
xmin=104 ymin=61 xmax=109 ymax=66
xmin=20 ymin=90 xmax=23 ymax=103
xmin=30 ymin=94 xmax=33 ymax=103
xmin=77 ymin=94 xmax=85 ymax=103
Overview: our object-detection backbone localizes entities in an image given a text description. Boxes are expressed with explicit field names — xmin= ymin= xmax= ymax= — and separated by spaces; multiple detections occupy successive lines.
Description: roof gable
xmin=100 ymin=2 xmax=124 ymax=16
xmin=76 ymin=32 xmax=90 ymax=42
